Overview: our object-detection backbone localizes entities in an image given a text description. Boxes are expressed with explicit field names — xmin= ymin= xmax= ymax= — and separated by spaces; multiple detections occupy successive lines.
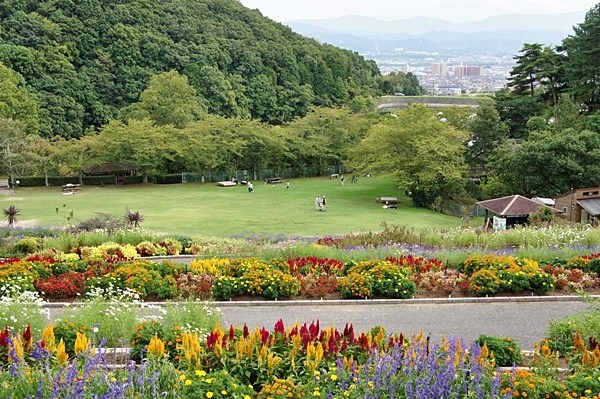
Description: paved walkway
xmin=46 ymin=296 xmax=597 ymax=351
xmin=214 ymin=296 xmax=596 ymax=350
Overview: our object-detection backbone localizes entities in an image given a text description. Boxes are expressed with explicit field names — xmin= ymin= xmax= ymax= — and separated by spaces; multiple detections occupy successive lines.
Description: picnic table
xmin=376 ymin=197 xmax=398 ymax=204
xmin=265 ymin=177 xmax=284 ymax=184
xmin=61 ymin=183 xmax=81 ymax=194
xmin=217 ymin=181 xmax=237 ymax=187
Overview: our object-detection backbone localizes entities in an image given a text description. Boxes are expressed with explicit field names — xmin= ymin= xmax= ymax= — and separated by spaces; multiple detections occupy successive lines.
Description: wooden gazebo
xmin=84 ymin=162 xmax=137 ymax=184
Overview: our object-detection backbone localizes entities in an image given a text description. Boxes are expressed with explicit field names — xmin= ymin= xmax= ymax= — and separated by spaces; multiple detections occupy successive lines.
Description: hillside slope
xmin=0 ymin=0 xmax=380 ymax=138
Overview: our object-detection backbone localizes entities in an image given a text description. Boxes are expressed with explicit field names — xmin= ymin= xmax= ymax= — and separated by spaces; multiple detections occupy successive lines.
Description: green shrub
xmin=159 ymin=238 xmax=183 ymax=255
xmin=584 ymin=258 xmax=600 ymax=274
xmin=53 ymin=319 xmax=92 ymax=357
xmin=545 ymin=304 xmax=600 ymax=356
xmin=529 ymin=271 xmax=555 ymax=294
xmin=13 ymin=237 xmax=42 ymax=254
xmin=469 ymin=269 xmax=501 ymax=296
xmin=374 ymin=277 xmax=417 ymax=299
xmin=475 ymin=334 xmax=523 ymax=367
xmin=156 ymin=275 xmax=178 ymax=299
xmin=211 ymin=276 xmax=240 ymax=300
xmin=262 ymin=273 xmax=300 ymax=299
xmin=339 ymin=272 xmax=373 ymax=299
xmin=129 ymin=320 xmax=171 ymax=362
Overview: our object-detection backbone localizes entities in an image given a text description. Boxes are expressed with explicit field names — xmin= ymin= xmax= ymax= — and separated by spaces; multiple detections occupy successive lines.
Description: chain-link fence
xmin=182 ymin=166 xmax=347 ymax=183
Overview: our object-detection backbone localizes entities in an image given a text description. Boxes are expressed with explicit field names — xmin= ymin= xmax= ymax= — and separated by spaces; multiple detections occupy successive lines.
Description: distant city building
xmin=431 ymin=60 xmax=447 ymax=76
xmin=454 ymin=64 xmax=484 ymax=77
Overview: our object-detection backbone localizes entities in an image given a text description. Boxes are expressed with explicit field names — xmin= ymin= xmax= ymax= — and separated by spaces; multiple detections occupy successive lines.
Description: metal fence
xmin=182 ymin=166 xmax=347 ymax=183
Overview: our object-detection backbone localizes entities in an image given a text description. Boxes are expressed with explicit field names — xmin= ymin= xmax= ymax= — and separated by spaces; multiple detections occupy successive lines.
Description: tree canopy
xmin=0 ymin=0 xmax=380 ymax=137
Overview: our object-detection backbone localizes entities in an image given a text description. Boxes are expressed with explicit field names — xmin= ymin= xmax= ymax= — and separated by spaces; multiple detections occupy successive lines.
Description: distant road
xmin=378 ymin=96 xmax=483 ymax=111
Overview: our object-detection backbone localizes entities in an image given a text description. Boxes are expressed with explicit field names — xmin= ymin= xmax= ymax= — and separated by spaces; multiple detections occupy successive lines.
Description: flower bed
xmin=1 ymin=318 xmax=600 ymax=399
xmin=1 ymin=252 xmax=599 ymax=302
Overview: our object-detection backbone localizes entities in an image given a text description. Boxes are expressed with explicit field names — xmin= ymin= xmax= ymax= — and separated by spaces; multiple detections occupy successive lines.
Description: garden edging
xmin=42 ymin=294 xmax=600 ymax=308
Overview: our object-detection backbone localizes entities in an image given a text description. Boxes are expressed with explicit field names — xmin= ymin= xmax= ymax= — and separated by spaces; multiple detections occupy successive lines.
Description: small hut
xmin=476 ymin=195 xmax=555 ymax=229
xmin=84 ymin=162 xmax=137 ymax=184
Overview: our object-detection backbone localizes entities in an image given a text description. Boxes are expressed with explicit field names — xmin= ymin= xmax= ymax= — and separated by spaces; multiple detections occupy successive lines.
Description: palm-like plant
xmin=3 ymin=205 xmax=21 ymax=227
xmin=124 ymin=208 xmax=144 ymax=228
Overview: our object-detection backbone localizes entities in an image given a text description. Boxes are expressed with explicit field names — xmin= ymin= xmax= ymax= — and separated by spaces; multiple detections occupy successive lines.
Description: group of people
xmin=315 ymin=195 xmax=326 ymax=211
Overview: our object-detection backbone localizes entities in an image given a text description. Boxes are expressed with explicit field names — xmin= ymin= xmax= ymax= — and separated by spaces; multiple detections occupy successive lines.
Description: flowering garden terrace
xmin=2 ymin=224 xmax=600 ymax=398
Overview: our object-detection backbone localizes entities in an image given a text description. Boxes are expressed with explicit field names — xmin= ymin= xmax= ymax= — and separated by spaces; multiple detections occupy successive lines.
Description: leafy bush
xmin=175 ymin=273 xmax=215 ymax=299
xmin=70 ymin=212 xmax=126 ymax=233
xmin=476 ymin=334 xmax=523 ymax=367
xmin=130 ymin=320 xmax=171 ymax=362
xmin=339 ymin=272 xmax=373 ymax=299
xmin=469 ymin=269 xmax=501 ymax=296
xmin=545 ymin=304 xmax=600 ymax=356
xmin=158 ymin=238 xmax=183 ymax=255
xmin=211 ymin=276 xmax=241 ymax=300
xmin=34 ymin=272 xmax=87 ymax=298
xmin=14 ymin=237 xmax=42 ymax=254
xmin=52 ymin=319 xmax=92 ymax=357
xmin=299 ymin=274 xmax=338 ymax=298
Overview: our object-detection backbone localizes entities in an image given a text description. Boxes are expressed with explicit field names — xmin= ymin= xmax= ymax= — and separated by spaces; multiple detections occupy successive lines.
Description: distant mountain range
xmin=286 ymin=13 xmax=585 ymax=55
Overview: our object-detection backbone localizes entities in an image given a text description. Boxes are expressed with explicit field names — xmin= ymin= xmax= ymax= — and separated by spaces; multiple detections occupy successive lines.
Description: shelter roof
xmin=476 ymin=195 xmax=550 ymax=217
xmin=578 ymin=198 xmax=600 ymax=216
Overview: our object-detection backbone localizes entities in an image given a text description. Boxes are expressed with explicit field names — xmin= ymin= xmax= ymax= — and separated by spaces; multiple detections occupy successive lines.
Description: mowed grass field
xmin=1 ymin=176 xmax=465 ymax=238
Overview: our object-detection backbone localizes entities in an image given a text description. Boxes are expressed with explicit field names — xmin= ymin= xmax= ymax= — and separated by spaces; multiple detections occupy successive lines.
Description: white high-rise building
xmin=432 ymin=60 xmax=447 ymax=76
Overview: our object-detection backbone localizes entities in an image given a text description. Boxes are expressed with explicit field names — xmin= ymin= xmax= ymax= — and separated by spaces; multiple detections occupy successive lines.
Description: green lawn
xmin=1 ymin=177 xmax=465 ymax=238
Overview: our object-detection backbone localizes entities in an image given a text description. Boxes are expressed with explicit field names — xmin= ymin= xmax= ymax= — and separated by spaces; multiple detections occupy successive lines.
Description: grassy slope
xmin=2 ymin=177 xmax=464 ymax=238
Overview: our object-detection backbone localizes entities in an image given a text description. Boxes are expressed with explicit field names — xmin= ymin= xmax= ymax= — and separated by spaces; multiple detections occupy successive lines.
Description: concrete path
xmin=46 ymin=296 xmax=596 ymax=351
xmin=214 ymin=298 xmax=594 ymax=350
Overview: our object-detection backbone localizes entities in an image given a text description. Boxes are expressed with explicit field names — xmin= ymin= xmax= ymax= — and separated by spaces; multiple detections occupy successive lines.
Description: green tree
xmin=494 ymin=90 xmax=545 ymax=139
xmin=94 ymin=119 xmax=171 ymax=182
xmin=172 ymin=115 xmax=245 ymax=181
xmin=0 ymin=62 xmax=39 ymax=134
xmin=119 ymin=70 xmax=204 ymax=128
xmin=24 ymin=136 xmax=61 ymax=186
xmin=560 ymin=4 xmax=600 ymax=112
xmin=350 ymin=104 xmax=468 ymax=208
xmin=437 ymin=105 xmax=472 ymax=131
xmin=465 ymin=102 xmax=508 ymax=174
xmin=0 ymin=117 xmax=29 ymax=185
xmin=488 ymin=129 xmax=600 ymax=197
xmin=287 ymin=108 xmax=365 ymax=175
xmin=507 ymin=43 xmax=544 ymax=97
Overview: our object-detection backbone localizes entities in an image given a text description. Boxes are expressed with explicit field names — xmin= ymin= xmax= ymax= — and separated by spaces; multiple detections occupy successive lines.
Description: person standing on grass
xmin=340 ymin=174 xmax=345 ymax=186
xmin=315 ymin=196 xmax=322 ymax=211
xmin=286 ymin=181 xmax=290 ymax=190
xmin=322 ymin=196 xmax=326 ymax=207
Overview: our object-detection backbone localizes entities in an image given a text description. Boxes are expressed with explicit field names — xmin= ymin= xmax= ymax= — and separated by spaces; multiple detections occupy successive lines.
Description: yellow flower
xmin=206 ymin=392 xmax=214 ymax=398
xmin=196 ymin=370 xmax=207 ymax=377
xmin=179 ymin=375 xmax=187 ymax=381
xmin=330 ymin=375 xmax=338 ymax=381
xmin=244 ymin=396 xmax=251 ymax=399
xmin=185 ymin=380 xmax=192 ymax=386
xmin=221 ymin=391 xmax=227 ymax=395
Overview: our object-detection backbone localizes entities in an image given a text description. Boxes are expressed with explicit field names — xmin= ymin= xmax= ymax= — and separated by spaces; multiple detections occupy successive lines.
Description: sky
xmin=239 ymin=0 xmax=598 ymax=23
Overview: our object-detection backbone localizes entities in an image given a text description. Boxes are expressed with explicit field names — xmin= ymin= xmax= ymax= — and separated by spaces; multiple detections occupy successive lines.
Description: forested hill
xmin=0 ymin=0 xmax=380 ymax=139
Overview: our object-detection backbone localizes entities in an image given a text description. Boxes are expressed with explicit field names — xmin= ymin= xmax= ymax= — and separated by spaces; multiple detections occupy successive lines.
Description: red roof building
xmin=476 ymin=195 xmax=556 ymax=229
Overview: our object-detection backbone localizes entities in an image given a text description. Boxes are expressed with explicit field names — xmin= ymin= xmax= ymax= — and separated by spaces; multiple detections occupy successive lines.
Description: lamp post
xmin=570 ymin=187 xmax=574 ymax=222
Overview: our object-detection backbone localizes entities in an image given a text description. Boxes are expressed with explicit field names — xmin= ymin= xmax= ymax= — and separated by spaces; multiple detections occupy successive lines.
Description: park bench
xmin=266 ymin=177 xmax=284 ymax=184
xmin=0 ymin=179 xmax=9 ymax=189
xmin=330 ymin=173 xmax=339 ymax=179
